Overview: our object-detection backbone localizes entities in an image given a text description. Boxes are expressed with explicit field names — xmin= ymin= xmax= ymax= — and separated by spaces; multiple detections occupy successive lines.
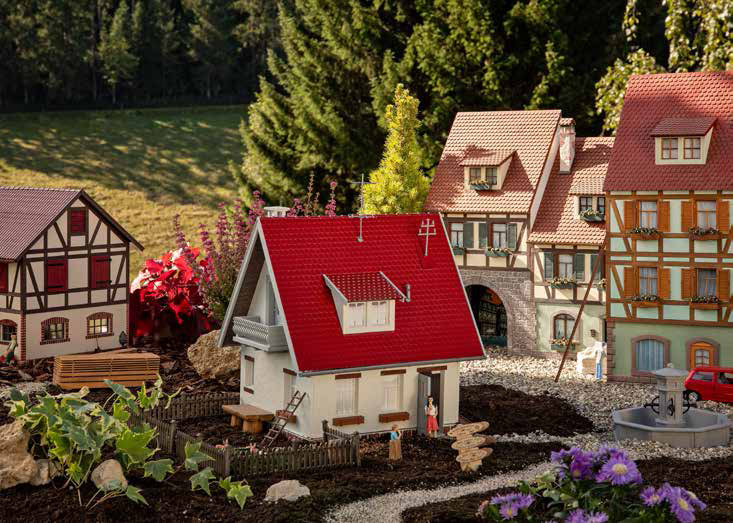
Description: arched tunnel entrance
xmin=466 ymin=285 xmax=507 ymax=347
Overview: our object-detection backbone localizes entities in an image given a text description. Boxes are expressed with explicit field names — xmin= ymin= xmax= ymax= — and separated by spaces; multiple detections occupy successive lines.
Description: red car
xmin=684 ymin=366 xmax=733 ymax=403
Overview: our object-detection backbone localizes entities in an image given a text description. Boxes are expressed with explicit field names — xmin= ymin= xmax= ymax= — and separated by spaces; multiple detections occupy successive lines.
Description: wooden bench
xmin=53 ymin=351 xmax=160 ymax=390
xmin=222 ymin=404 xmax=274 ymax=434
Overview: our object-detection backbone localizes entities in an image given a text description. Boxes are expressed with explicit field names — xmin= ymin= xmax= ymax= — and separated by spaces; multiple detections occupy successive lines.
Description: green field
xmin=0 ymin=106 xmax=244 ymax=274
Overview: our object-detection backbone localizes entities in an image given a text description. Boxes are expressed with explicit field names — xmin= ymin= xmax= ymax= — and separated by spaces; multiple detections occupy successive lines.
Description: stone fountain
xmin=612 ymin=365 xmax=731 ymax=448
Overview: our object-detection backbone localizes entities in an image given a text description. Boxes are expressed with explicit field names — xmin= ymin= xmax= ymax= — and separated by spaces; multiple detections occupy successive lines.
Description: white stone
xmin=0 ymin=421 xmax=37 ymax=490
xmin=29 ymin=459 xmax=62 ymax=486
xmin=187 ymin=330 xmax=240 ymax=379
xmin=91 ymin=459 xmax=127 ymax=491
xmin=265 ymin=479 xmax=311 ymax=502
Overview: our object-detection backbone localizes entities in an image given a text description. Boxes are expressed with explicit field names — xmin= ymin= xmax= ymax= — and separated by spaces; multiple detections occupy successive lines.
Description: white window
xmin=640 ymin=201 xmax=658 ymax=228
xmin=697 ymin=201 xmax=716 ymax=229
xmin=369 ymin=301 xmax=388 ymax=326
xmin=450 ymin=223 xmax=464 ymax=247
xmin=347 ymin=302 xmax=366 ymax=327
xmin=382 ymin=374 xmax=403 ymax=411
xmin=684 ymin=137 xmax=701 ymax=159
xmin=468 ymin=167 xmax=482 ymax=184
xmin=244 ymin=357 xmax=254 ymax=387
xmin=661 ymin=138 xmax=678 ymax=159
xmin=558 ymin=254 xmax=574 ymax=278
xmin=283 ymin=372 xmax=297 ymax=407
xmin=336 ymin=378 xmax=358 ymax=416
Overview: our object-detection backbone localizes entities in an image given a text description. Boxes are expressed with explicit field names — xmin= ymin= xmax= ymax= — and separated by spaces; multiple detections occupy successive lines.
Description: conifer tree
xmin=362 ymin=84 xmax=428 ymax=214
xmin=99 ymin=1 xmax=138 ymax=103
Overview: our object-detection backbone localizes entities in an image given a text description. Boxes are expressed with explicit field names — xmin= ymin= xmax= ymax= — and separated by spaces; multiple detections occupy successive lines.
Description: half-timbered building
xmin=604 ymin=71 xmax=733 ymax=382
xmin=0 ymin=187 xmax=143 ymax=361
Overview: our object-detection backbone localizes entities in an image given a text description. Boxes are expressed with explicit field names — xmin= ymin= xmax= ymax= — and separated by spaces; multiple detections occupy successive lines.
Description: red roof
xmin=650 ymin=117 xmax=716 ymax=136
xmin=425 ymin=110 xmax=560 ymax=213
xmin=459 ymin=150 xmax=514 ymax=166
xmin=259 ymin=214 xmax=484 ymax=373
xmin=605 ymin=71 xmax=733 ymax=191
xmin=529 ymin=137 xmax=613 ymax=245
xmin=325 ymin=272 xmax=403 ymax=302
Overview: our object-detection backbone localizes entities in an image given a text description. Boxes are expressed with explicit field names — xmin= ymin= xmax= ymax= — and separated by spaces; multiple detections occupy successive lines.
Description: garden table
xmin=222 ymin=404 xmax=274 ymax=434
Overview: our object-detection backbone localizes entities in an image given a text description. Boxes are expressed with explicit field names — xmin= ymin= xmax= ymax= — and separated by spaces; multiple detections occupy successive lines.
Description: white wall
xmin=530 ymin=126 xmax=561 ymax=228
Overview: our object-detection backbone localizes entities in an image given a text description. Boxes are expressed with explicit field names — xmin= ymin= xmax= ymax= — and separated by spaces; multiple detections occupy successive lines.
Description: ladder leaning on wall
xmin=260 ymin=390 xmax=306 ymax=449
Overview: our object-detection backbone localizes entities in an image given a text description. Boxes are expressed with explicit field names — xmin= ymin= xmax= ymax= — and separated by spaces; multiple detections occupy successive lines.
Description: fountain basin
xmin=613 ymin=407 xmax=731 ymax=448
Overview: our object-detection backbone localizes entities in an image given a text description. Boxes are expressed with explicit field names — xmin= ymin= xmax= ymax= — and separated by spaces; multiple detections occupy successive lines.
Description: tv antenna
xmin=418 ymin=218 xmax=437 ymax=256
xmin=348 ymin=173 xmax=373 ymax=242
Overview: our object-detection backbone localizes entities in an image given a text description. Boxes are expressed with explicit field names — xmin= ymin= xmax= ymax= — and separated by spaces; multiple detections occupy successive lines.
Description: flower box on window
xmin=485 ymin=247 xmax=511 ymax=257
xmin=452 ymin=246 xmax=465 ymax=255
xmin=689 ymin=296 xmax=721 ymax=310
xmin=547 ymin=277 xmax=576 ymax=289
xmin=688 ymin=227 xmax=721 ymax=240
xmin=469 ymin=183 xmax=495 ymax=191
xmin=579 ymin=209 xmax=604 ymax=222
xmin=629 ymin=227 xmax=660 ymax=240
xmin=550 ymin=338 xmax=577 ymax=350
xmin=378 ymin=412 xmax=410 ymax=423
xmin=631 ymin=294 xmax=660 ymax=307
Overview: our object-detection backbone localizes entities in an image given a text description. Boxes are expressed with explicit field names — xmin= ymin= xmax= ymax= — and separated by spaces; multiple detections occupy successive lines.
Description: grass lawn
xmin=0 ymin=105 xmax=244 ymax=274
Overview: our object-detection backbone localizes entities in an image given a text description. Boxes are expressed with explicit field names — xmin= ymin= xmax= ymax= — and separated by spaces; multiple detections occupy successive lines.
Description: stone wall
xmin=460 ymin=268 xmax=536 ymax=354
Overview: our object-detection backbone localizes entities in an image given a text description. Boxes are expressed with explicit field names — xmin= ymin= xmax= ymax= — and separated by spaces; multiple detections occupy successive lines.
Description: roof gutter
xmin=297 ymin=354 xmax=486 ymax=377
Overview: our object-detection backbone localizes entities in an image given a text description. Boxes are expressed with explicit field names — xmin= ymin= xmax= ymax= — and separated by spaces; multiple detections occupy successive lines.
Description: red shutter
xmin=624 ymin=201 xmax=638 ymax=230
xmin=681 ymin=269 xmax=692 ymax=299
xmin=681 ymin=201 xmax=694 ymax=231
xmin=658 ymin=201 xmax=670 ymax=232
xmin=92 ymin=256 xmax=111 ymax=289
xmin=46 ymin=259 xmax=68 ymax=292
xmin=0 ymin=263 xmax=7 ymax=293
xmin=718 ymin=200 xmax=730 ymax=234
xmin=69 ymin=209 xmax=86 ymax=234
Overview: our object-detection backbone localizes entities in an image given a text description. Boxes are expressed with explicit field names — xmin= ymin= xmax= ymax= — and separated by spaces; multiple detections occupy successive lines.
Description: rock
xmin=0 ymin=421 xmax=37 ymax=490
xmin=187 ymin=330 xmax=239 ymax=380
xmin=17 ymin=370 xmax=33 ymax=381
xmin=29 ymin=459 xmax=61 ymax=486
xmin=265 ymin=479 xmax=311 ymax=502
xmin=91 ymin=459 xmax=127 ymax=492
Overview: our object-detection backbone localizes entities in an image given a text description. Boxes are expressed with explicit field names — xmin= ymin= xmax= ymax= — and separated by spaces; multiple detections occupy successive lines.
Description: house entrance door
xmin=416 ymin=373 xmax=429 ymax=435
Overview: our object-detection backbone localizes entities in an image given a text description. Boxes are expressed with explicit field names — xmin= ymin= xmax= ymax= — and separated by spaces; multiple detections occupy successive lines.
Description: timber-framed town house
xmin=0 ymin=187 xmax=143 ymax=361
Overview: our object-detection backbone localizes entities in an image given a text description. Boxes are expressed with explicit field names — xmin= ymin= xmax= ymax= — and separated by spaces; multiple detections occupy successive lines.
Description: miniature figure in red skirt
xmin=0 ymin=334 xmax=17 ymax=366
xmin=425 ymin=396 xmax=439 ymax=437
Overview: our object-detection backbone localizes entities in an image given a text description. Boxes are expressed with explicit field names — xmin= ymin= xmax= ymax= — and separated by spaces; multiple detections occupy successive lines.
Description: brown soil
xmin=0 ymin=436 xmax=564 ymax=522
xmin=175 ymin=415 xmax=291 ymax=448
xmin=459 ymin=384 xmax=594 ymax=436
xmin=402 ymin=456 xmax=733 ymax=522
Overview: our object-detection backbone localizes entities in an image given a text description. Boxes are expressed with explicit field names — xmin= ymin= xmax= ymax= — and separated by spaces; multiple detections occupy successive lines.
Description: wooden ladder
xmin=260 ymin=390 xmax=306 ymax=449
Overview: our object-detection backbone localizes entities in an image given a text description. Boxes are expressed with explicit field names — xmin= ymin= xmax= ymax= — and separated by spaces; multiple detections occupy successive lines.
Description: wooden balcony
xmin=232 ymin=316 xmax=288 ymax=352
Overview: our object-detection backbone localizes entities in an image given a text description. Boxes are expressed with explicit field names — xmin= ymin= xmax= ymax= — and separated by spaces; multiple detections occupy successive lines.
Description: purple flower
xmin=641 ymin=486 xmax=663 ymax=506
xmin=595 ymin=455 xmax=642 ymax=485
xmin=682 ymin=489 xmax=707 ymax=511
xmin=664 ymin=486 xmax=697 ymax=523
xmin=514 ymin=493 xmax=534 ymax=510
xmin=490 ymin=493 xmax=515 ymax=505
xmin=586 ymin=512 xmax=609 ymax=523
xmin=499 ymin=502 xmax=521 ymax=520
xmin=565 ymin=509 xmax=588 ymax=523
xmin=569 ymin=455 xmax=593 ymax=481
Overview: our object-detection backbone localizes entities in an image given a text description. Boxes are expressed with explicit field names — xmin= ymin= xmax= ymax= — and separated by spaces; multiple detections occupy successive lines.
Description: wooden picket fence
xmin=128 ymin=394 xmax=360 ymax=478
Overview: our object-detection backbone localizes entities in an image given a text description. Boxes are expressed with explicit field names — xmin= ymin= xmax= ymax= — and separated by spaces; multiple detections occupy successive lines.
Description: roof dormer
xmin=323 ymin=272 xmax=407 ymax=334
xmin=651 ymin=117 xmax=715 ymax=165
xmin=461 ymin=150 xmax=514 ymax=191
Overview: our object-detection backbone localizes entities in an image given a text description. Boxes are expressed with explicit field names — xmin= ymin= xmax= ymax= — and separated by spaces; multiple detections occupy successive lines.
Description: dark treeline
xmin=0 ymin=0 xmax=278 ymax=110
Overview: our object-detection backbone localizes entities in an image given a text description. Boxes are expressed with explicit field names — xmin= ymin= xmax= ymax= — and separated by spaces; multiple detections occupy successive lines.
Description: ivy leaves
xmin=219 ymin=477 xmax=254 ymax=509
xmin=184 ymin=441 xmax=212 ymax=471
xmin=190 ymin=467 xmax=216 ymax=495
xmin=143 ymin=459 xmax=175 ymax=482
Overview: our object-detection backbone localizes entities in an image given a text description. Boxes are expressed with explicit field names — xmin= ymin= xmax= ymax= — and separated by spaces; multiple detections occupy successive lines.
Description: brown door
xmin=690 ymin=342 xmax=715 ymax=369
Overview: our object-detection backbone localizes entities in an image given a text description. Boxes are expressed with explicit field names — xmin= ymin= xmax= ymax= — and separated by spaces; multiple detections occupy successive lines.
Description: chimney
xmin=264 ymin=206 xmax=290 ymax=217
xmin=559 ymin=118 xmax=576 ymax=174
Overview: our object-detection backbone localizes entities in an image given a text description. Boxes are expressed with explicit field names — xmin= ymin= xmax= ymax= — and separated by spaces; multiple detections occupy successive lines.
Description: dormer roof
xmin=459 ymin=150 xmax=514 ymax=167
xmin=324 ymin=272 xmax=403 ymax=302
xmin=650 ymin=117 xmax=716 ymax=137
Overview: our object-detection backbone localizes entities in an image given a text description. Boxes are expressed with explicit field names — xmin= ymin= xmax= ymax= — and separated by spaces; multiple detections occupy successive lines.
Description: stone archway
xmin=460 ymin=268 xmax=536 ymax=354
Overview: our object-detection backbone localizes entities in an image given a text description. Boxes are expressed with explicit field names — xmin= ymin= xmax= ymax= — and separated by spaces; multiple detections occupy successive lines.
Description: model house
xmin=217 ymin=212 xmax=485 ymax=439
xmin=0 ymin=187 xmax=143 ymax=361
xmin=528 ymin=134 xmax=614 ymax=352
xmin=604 ymin=71 xmax=733 ymax=382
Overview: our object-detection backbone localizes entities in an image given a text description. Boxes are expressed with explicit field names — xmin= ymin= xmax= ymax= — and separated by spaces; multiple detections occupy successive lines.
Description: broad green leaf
xmin=218 ymin=476 xmax=232 ymax=491
xmin=164 ymin=388 xmax=181 ymax=409
xmin=125 ymin=485 xmax=149 ymax=505
xmin=8 ymin=387 xmax=27 ymax=403
xmin=101 ymin=479 xmax=125 ymax=493
xmin=143 ymin=459 xmax=174 ymax=482
xmin=105 ymin=380 xmax=134 ymax=401
xmin=184 ymin=441 xmax=212 ymax=471
xmin=65 ymin=423 xmax=96 ymax=451
xmin=115 ymin=428 xmax=156 ymax=467
xmin=6 ymin=399 xmax=27 ymax=418
xmin=225 ymin=482 xmax=253 ymax=509
xmin=190 ymin=467 xmax=215 ymax=496
xmin=112 ymin=400 xmax=131 ymax=423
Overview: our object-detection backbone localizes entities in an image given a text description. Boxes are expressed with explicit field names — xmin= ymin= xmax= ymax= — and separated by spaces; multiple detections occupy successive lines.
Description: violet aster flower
xmin=514 ymin=493 xmax=534 ymax=510
xmin=499 ymin=502 xmax=521 ymax=520
xmin=682 ymin=489 xmax=707 ymax=511
xmin=595 ymin=455 xmax=642 ymax=485
xmin=565 ymin=509 xmax=588 ymax=523
xmin=641 ymin=486 xmax=663 ymax=506
xmin=664 ymin=486 xmax=696 ymax=523
xmin=490 ymin=493 xmax=515 ymax=505
xmin=569 ymin=455 xmax=593 ymax=480
xmin=586 ymin=512 xmax=609 ymax=523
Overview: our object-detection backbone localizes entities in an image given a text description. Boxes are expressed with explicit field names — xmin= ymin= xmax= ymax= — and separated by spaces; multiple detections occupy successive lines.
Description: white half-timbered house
xmin=0 ymin=187 xmax=143 ymax=361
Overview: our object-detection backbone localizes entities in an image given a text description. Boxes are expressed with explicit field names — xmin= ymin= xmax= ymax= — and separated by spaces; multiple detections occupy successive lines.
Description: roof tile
xmin=326 ymin=272 xmax=403 ymax=302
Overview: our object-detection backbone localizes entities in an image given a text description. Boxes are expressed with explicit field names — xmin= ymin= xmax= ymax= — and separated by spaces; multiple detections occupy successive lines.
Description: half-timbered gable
xmin=0 ymin=187 xmax=142 ymax=360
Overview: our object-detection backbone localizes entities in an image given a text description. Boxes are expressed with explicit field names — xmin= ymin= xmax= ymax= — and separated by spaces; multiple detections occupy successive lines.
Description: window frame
xmin=553 ymin=313 xmax=575 ymax=339
xmin=683 ymin=137 xmax=701 ymax=159
xmin=631 ymin=336 xmax=669 ymax=376
xmin=68 ymin=208 xmax=88 ymax=236
xmin=450 ymin=223 xmax=464 ymax=248
xmin=0 ymin=321 xmax=16 ymax=344
xmin=597 ymin=197 xmax=606 ymax=217
xmin=486 ymin=167 xmax=498 ymax=185
xmin=468 ymin=167 xmax=483 ymax=184
xmin=368 ymin=301 xmax=389 ymax=326
xmin=579 ymin=196 xmax=593 ymax=213
xmin=558 ymin=254 xmax=574 ymax=279
xmin=696 ymin=268 xmax=716 ymax=297
xmin=638 ymin=266 xmax=658 ymax=295
xmin=661 ymin=138 xmax=678 ymax=160
xmin=86 ymin=312 xmax=113 ymax=339
xmin=336 ymin=377 xmax=358 ymax=416
xmin=41 ymin=317 xmax=69 ymax=345
xmin=347 ymin=302 xmax=367 ymax=327
xmin=543 ymin=252 xmax=554 ymax=280
xmin=381 ymin=373 xmax=403 ymax=412
xmin=639 ymin=201 xmax=658 ymax=228
xmin=696 ymin=201 xmax=716 ymax=229
xmin=244 ymin=356 xmax=255 ymax=388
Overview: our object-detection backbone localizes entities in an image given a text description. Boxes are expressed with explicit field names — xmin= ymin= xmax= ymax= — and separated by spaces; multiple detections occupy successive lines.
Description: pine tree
xmin=99 ymin=1 xmax=138 ymax=103
xmin=362 ymin=84 xmax=428 ymax=214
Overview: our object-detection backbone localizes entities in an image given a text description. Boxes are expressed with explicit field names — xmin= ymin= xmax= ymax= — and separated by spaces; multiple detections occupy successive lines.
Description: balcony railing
xmin=232 ymin=316 xmax=288 ymax=352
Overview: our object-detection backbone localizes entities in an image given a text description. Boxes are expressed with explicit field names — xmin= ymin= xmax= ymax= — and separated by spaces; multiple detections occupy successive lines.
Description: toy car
xmin=684 ymin=366 xmax=733 ymax=403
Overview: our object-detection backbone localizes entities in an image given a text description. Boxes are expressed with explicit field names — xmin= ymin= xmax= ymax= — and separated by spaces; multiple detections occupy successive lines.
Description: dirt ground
xmin=176 ymin=415 xmax=292 ymax=448
xmin=401 ymin=456 xmax=733 ymax=522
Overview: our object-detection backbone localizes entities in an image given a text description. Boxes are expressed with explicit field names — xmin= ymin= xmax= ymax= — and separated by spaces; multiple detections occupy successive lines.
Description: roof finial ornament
xmin=418 ymin=218 xmax=436 ymax=256
xmin=348 ymin=172 xmax=374 ymax=243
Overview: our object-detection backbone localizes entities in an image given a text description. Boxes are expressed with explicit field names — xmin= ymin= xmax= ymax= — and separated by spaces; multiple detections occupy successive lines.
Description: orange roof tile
xmin=529 ymin=137 xmax=614 ymax=245
xmin=425 ymin=110 xmax=560 ymax=214
xmin=459 ymin=150 xmax=515 ymax=166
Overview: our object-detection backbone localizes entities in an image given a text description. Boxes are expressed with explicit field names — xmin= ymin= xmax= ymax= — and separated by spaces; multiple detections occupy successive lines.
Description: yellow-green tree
xmin=363 ymin=84 xmax=429 ymax=214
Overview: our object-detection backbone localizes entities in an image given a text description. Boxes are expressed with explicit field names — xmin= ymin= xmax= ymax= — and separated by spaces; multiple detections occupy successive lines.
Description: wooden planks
xmin=53 ymin=351 xmax=160 ymax=389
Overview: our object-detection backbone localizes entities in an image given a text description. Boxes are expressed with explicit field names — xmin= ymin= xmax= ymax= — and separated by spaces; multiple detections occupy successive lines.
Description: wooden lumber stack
xmin=53 ymin=350 xmax=160 ymax=390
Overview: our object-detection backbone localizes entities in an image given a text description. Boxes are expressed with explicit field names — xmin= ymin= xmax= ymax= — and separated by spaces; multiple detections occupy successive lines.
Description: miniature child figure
xmin=425 ymin=396 xmax=439 ymax=437
xmin=0 ymin=334 xmax=17 ymax=366
xmin=247 ymin=442 xmax=258 ymax=454
xmin=388 ymin=424 xmax=402 ymax=460
xmin=591 ymin=342 xmax=606 ymax=381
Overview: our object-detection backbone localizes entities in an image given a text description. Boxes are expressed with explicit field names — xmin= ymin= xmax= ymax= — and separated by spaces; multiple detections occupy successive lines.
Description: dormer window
xmin=461 ymin=150 xmax=514 ymax=191
xmin=576 ymin=196 xmax=605 ymax=221
xmin=652 ymin=117 xmax=715 ymax=165
xmin=469 ymin=167 xmax=482 ymax=184
xmin=661 ymin=138 xmax=678 ymax=160
xmin=684 ymin=137 xmax=701 ymax=159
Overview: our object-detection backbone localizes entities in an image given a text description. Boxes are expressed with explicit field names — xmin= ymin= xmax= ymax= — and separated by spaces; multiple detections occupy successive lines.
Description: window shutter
xmin=0 ymin=263 xmax=7 ymax=293
xmin=681 ymin=201 xmax=694 ymax=231
xmin=681 ymin=268 xmax=692 ymax=299
xmin=69 ymin=209 xmax=86 ymax=234
xmin=478 ymin=223 xmax=488 ymax=248
xmin=659 ymin=268 xmax=670 ymax=299
xmin=46 ymin=259 xmax=67 ymax=292
xmin=717 ymin=200 xmax=730 ymax=233
xmin=507 ymin=224 xmax=518 ymax=250
xmin=717 ymin=269 xmax=730 ymax=302
xmin=543 ymin=253 xmax=554 ymax=280
xmin=573 ymin=253 xmax=585 ymax=281
xmin=92 ymin=256 xmax=111 ymax=289
xmin=623 ymin=266 xmax=637 ymax=297
xmin=463 ymin=223 xmax=474 ymax=249
xmin=624 ymin=201 xmax=637 ymax=230
xmin=658 ymin=201 xmax=670 ymax=232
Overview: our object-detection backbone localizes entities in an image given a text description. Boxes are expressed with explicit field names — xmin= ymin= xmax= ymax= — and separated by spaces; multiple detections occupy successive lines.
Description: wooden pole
xmin=554 ymin=247 xmax=605 ymax=382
